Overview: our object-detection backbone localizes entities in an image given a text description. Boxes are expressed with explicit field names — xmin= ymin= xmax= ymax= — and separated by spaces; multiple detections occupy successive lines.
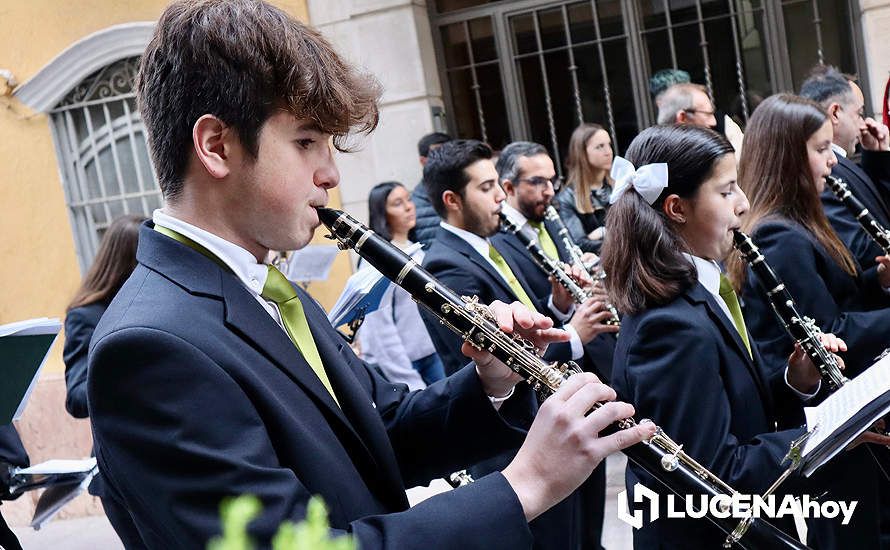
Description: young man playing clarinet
xmin=85 ymin=1 xmax=652 ymax=548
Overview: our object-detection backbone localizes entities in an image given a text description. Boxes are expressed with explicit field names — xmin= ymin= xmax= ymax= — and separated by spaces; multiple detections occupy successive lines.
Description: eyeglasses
xmin=517 ymin=175 xmax=563 ymax=192
xmin=684 ymin=108 xmax=716 ymax=117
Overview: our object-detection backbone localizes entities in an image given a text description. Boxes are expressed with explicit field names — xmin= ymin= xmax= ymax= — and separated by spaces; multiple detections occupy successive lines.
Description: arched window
xmin=15 ymin=22 xmax=158 ymax=271
xmin=48 ymin=56 xmax=161 ymax=269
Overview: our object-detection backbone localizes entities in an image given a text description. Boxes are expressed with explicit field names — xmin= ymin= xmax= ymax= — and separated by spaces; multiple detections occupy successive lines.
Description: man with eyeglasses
xmin=800 ymin=64 xmax=890 ymax=275
xmin=419 ymin=138 xmax=593 ymax=549
xmin=492 ymin=141 xmax=620 ymax=550
xmin=491 ymin=142 xmax=617 ymax=363
xmin=656 ymin=82 xmax=718 ymax=129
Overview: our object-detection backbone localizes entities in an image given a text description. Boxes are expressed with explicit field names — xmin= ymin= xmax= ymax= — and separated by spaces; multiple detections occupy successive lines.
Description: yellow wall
xmin=0 ymin=0 xmax=353 ymax=376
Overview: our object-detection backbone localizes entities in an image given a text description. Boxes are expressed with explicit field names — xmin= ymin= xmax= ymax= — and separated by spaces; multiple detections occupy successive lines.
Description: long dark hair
xmin=68 ymin=214 xmax=146 ymax=311
xmin=726 ymin=94 xmax=855 ymax=289
xmin=368 ymin=181 xmax=403 ymax=241
xmin=601 ymin=125 xmax=734 ymax=314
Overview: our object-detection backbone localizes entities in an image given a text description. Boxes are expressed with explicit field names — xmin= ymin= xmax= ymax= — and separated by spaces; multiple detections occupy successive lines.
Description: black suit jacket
xmin=821 ymin=152 xmax=890 ymax=269
xmin=87 ymin=223 xmax=534 ymax=549
xmin=612 ymin=282 xmax=807 ymax=548
xmin=63 ymin=302 xmax=107 ymax=419
xmin=741 ymin=218 xmax=890 ymax=377
xmin=421 ymin=227 xmax=573 ymax=377
xmin=491 ymin=222 xmax=616 ymax=381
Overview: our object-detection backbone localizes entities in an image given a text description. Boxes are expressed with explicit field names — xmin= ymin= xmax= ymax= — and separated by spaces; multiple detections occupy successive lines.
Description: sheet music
xmin=802 ymin=351 xmax=890 ymax=475
xmin=283 ymin=245 xmax=340 ymax=283
xmin=14 ymin=457 xmax=97 ymax=475
xmin=0 ymin=317 xmax=60 ymax=337
xmin=1 ymin=317 xmax=62 ymax=421
xmin=326 ymin=243 xmax=423 ymax=328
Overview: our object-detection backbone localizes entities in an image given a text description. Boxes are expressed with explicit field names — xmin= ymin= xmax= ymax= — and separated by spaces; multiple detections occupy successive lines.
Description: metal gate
xmin=431 ymin=0 xmax=864 ymax=173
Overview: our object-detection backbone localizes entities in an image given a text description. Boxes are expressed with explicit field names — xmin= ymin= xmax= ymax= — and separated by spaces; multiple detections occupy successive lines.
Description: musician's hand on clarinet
xmin=569 ymin=299 xmax=619 ymax=344
xmin=566 ymin=263 xmax=594 ymax=289
xmin=875 ymin=255 xmax=890 ymax=287
xmin=550 ymin=274 xmax=575 ymax=314
xmin=464 ymin=300 xmax=569 ymax=398
xmin=580 ymin=252 xmax=600 ymax=268
xmin=502 ymin=372 xmax=656 ymax=521
xmin=787 ymin=333 xmax=847 ymax=393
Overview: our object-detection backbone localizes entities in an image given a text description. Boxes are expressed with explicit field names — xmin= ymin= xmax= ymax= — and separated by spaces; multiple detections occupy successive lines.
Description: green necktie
xmin=155 ymin=225 xmax=339 ymax=404
xmin=488 ymin=244 xmax=538 ymax=312
xmin=718 ymin=273 xmax=752 ymax=358
xmin=529 ymin=221 xmax=559 ymax=260
xmin=262 ymin=265 xmax=339 ymax=405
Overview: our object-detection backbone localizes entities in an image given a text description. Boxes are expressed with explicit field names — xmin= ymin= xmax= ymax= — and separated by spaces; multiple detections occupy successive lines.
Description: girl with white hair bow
xmin=601 ymin=124 xmax=849 ymax=549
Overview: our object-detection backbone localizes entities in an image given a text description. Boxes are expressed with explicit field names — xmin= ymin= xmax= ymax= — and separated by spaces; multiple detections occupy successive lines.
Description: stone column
xmin=860 ymin=0 xmax=890 ymax=114
xmin=308 ymin=0 xmax=444 ymax=222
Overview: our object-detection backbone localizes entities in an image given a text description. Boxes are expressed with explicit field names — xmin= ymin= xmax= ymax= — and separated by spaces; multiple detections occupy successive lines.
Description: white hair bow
xmin=608 ymin=156 xmax=669 ymax=205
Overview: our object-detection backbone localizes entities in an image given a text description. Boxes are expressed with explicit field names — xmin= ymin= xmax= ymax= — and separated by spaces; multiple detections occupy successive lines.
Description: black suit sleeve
xmin=63 ymin=306 xmax=101 ymax=418
xmin=619 ymin=311 xmax=802 ymax=494
xmin=89 ymin=327 xmax=533 ymax=549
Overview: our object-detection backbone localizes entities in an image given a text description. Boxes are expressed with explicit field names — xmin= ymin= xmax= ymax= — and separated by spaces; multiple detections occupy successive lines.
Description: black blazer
xmin=87 ymin=223 xmax=535 ymax=549
xmin=612 ymin=282 xmax=807 ymax=548
xmin=821 ymin=153 xmax=890 ymax=269
xmin=491 ymin=223 xmax=616 ymax=381
xmin=741 ymin=218 xmax=890 ymax=377
xmin=421 ymin=227 xmax=573 ymax=377
xmin=63 ymin=302 xmax=108 ymax=419
xmin=0 ymin=425 xmax=28 ymax=469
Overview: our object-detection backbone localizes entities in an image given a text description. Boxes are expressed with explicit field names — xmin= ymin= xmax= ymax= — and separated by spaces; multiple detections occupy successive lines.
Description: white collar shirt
xmin=153 ymin=209 xmax=288 ymax=333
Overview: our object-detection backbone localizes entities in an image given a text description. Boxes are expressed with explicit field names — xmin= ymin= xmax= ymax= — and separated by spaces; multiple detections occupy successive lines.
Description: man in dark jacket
xmin=801 ymin=64 xmax=890 ymax=269
xmin=411 ymin=132 xmax=451 ymax=247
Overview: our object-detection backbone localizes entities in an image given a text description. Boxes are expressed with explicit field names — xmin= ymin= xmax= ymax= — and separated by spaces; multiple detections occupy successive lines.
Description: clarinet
xmin=543 ymin=205 xmax=621 ymax=326
xmin=318 ymin=207 xmax=807 ymax=550
xmin=544 ymin=205 xmax=591 ymax=272
xmin=826 ymin=175 xmax=890 ymax=256
xmin=499 ymin=212 xmax=590 ymax=304
xmin=732 ymin=230 xmax=848 ymax=391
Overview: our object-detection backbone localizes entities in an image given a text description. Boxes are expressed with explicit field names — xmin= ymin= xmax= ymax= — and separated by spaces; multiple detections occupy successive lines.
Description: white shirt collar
xmin=831 ymin=143 xmax=847 ymax=158
xmin=682 ymin=253 xmax=722 ymax=296
xmin=682 ymin=252 xmax=733 ymax=322
xmin=153 ymin=209 xmax=270 ymax=296
xmin=439 ymin=220 xmax=491 ymax=259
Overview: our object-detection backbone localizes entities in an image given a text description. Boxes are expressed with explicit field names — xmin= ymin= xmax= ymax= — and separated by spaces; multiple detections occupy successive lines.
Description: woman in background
xmin=64 ymin=214 xmax=145 ymax=417
xmin=556 ymin=123 xmax=614 ymax=253
xmin=358 ymin=181 xmax=444 ymax=390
